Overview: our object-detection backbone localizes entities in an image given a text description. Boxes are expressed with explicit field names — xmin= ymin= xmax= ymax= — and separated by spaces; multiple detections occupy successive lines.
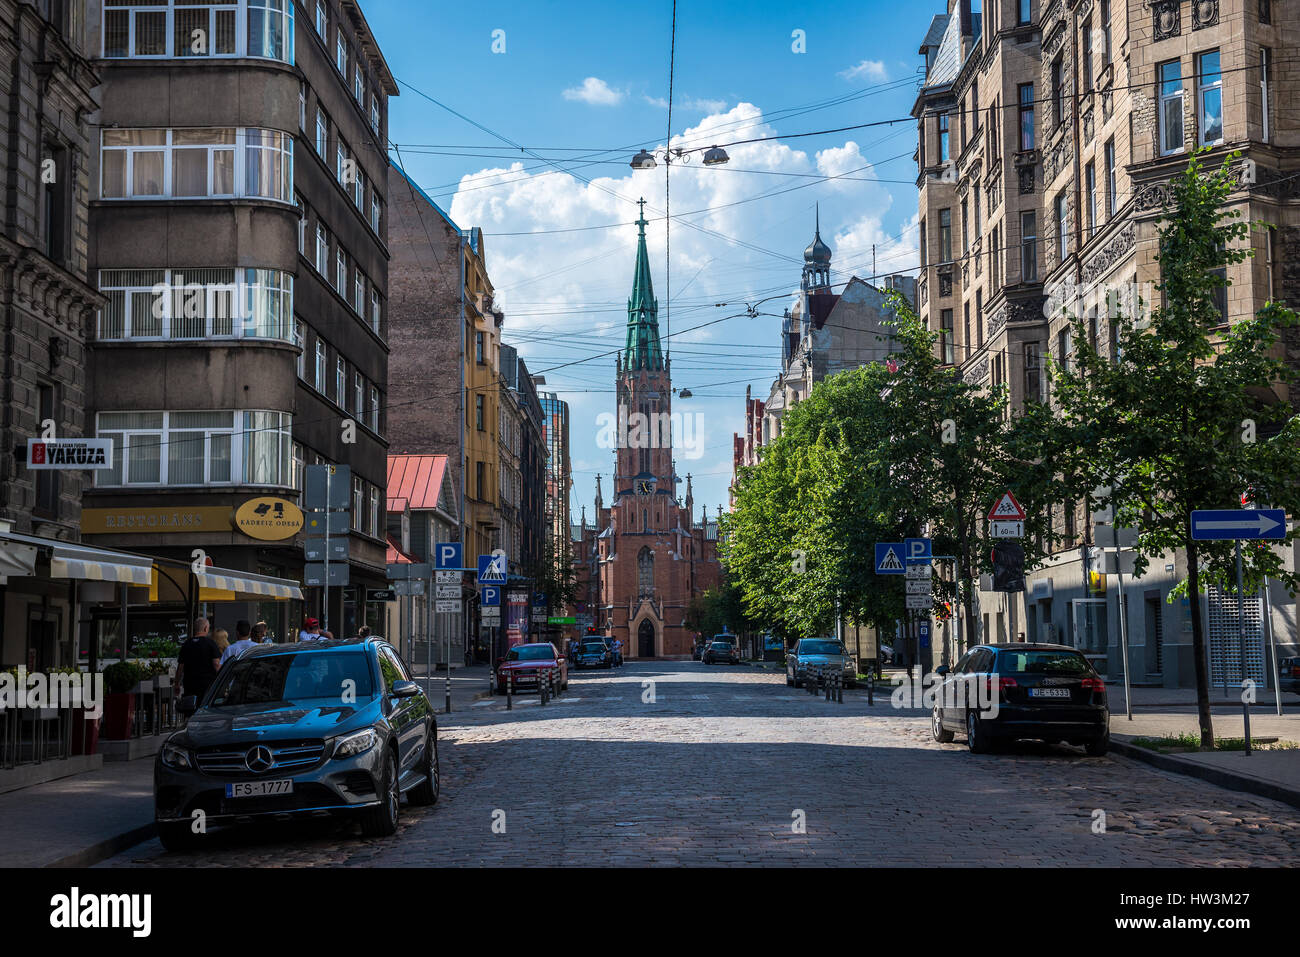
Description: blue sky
xmin=363 ymin=0 xmax=944 ymax=519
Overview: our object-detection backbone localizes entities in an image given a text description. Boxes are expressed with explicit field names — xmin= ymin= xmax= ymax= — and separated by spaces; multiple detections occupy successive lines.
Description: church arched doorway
xmin=638 ymin=619 xmax=656 ymax=658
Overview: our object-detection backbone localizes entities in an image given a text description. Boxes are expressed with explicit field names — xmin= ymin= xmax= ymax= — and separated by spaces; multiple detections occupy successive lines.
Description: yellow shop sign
xmin=234 ymin=497 xmax=304 ymax=541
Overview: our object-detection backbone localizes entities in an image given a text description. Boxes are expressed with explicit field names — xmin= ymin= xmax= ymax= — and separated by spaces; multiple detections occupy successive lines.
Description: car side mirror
xmin=934 ymin=665 xmax=950 ymax=676
xmin=391 ymin=679 xmax=420 ymax=699
xmin=177 ymin=695 xmax=198 ymax=716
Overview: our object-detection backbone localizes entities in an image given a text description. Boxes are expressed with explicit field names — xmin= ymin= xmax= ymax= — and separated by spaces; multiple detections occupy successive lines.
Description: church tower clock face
xmin=636 ymin=478 xmax=655 ymax=496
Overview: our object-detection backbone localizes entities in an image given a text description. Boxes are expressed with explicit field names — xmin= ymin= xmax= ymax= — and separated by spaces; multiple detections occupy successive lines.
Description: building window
xmin=1018 ymin=0 xmax=1031 ymax=24
xmin=1058 ymin=328 xmax=1073 ymax=373
xmin=100 ymin=128 xmax=291 ymax=203
xmin=1017 ymin=83 xmax=1034 ymax=151
xmin=335 ymin=32 xmax=347 ymax=75
xmin=315 ymin=108 xmax=327 ymax=156
xmin=292 ymin=441 xmax=305 ymax=492
xmin=96 ymin=411 xmax=291 ymax=487
xmin=336 ymin=248 xmax=346 ymax=293
xmin=1021 ymin=211 xmax=1038 ymax=282
xmin=335 ymin=141 xmax=349 ymax=186
xmin=1085 ymin=162 xmax=1097 ymax=237
xmin=368 ymin=485 xmax=380 ymax=537
xmin=476 ymin=330 xmax=485 ymax=364
xmin=1105 ymin=138 xmax=1117 ymax=217
xmin=370 ymin=195 xmax=381 ymax=233
xmin=919 ymin=219 xmax=926 ymax=267
xmin=297 ymin=199 xmax=306 ymax=253
xmin=315 ymin=340 xmax=327 ymax=392
xmin=354 ymin=372 xmax=363 ymax=417
xmin=354 ymin=271 xmax=365 ymax=314
xmin=354 ymin=64 xmax=365 ymax=105
xmin=1101 ymin=0 xmax=1112 ymax=65
xmin=975 ymin=289 xmax=983 ymax=347
xmin=940 ymin=308 xmax=954 ymax=364
xmin=335 ymin=356 xmax=346 ymax=406
xmin=990 ymin=225 xmax=1001 ymax=288
xmin=1024 ymin=343 xmax=1042 ymax=403
xmin=97 ymin=268 xmax=293 ymax=341
xmin=370 ymin=94 xmax=380 ymax=133
xmin=294 ymin=320 xmax=305 ymax=378
xmin=1052 ymin=56 xmax=1065 ymax=128
xmin=1081 ymin=19 xmax=1093 ymax=91
xmin=35 ymin=385 xmax=58 ymax=515
xmin=476 ymin=461 xmax=485 ymax=500
xmin=352 ymin=168 xmax=364 ymax=210
xmin=963 ymin=303 xmax=971 ymax=356
xmin=961 ymin=200 xmax=969 ymax=254
xmin=1056 ymin=192 xmax=1069 ymax=261
xmin=939 ymin=208 xmax=952 ymax=262
xmin=475 ymin=394 xmax=485 ymax=431
xmin=352 ymin=476 xmax=364 ymax=528
xmin=637 ymin=547 xmax=654 ymax=597
xmin=368 ymin=386 xmax=379 ymax=431
xmin=1159 ymin=60 xmax=1184 ymax=155
xmin=938 ymin=112 xmax=949 ymax=163
xmin=370 ymin=289 xmax=381 ymax=334
xmin=316 ymin=224 xmax=329 ymax=274
xmin=102 ymin=0 xmax=293 ymax=63
xmin=1261 ymin=48 xmax=1272 ymax=143
xmin=314 ymin=0 xmax=326 ymax=36
xmin=1197 ymin=50 xmax=1223 ymax=146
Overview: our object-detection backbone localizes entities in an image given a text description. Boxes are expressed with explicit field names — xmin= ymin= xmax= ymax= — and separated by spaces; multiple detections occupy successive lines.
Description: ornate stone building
xmin=579 ymin=203 xmax=720 ymax=658
xmin=914 ymin=0 xmax=1300 ymax=687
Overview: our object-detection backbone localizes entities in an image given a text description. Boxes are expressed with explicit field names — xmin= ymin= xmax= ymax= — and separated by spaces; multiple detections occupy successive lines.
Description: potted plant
xmin=101 ymin=661 xmax=147 ymax=740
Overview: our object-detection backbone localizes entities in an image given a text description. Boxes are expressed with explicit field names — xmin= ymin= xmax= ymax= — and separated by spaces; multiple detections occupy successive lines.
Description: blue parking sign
xmin=904 ymin=537 xmax=932 ymax=562
xmin=435 ymin=542 xmax=462 ymax=570
xmin=481 ymin=585 xmax=501 ymax=606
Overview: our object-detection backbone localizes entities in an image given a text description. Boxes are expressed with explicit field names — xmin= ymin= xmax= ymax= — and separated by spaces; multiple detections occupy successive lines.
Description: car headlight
xmin=160 ymin=741 xmax=192 ymax=770
xmin=332 ymin=728 xmax=378 ymax=759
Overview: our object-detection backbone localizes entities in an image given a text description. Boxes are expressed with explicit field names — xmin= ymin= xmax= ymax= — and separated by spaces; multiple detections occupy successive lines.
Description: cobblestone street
xmin=107 ymin=662 xmax=1300 ymax=867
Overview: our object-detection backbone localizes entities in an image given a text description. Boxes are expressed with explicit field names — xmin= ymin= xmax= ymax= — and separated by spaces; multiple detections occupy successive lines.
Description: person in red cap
xmin=298 ymin=616 xmax=322 ymax=642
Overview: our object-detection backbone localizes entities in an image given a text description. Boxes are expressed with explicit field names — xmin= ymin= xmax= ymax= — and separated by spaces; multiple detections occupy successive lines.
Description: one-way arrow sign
xmin=1190 ymin=508 xmax=1287 ymax=541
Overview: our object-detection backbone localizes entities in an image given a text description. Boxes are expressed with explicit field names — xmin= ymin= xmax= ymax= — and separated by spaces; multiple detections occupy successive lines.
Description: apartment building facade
xmin=914 ymin=0 xmax=1300 ymax=687
xmin=82 ymin=0 xmax=396 ymax=642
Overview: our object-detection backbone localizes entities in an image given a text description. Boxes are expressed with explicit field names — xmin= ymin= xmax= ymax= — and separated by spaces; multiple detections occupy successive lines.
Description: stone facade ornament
xmin=1153 ymin=0 xmax=1180 ymax=40
xmin=1192 ymin=0 xmax=1219 ymax=30
xmin=1081 ymin=223 xmax=1136 ymax=284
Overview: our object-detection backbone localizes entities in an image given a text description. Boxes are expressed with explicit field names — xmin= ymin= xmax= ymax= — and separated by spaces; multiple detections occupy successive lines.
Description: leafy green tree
xmin=1047 ymin=152 xmax=1300 ymax=747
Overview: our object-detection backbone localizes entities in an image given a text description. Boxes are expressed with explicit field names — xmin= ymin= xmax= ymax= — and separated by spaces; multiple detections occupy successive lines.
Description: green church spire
xmin=625 ymin=198 xmax=664 ymax=371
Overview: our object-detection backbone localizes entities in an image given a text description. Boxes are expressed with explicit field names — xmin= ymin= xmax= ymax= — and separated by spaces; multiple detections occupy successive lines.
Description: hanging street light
xmin=702 ymin=145 xmax=729 ymax=166
xmin=629 ymin=149 xmax=657 ymax=170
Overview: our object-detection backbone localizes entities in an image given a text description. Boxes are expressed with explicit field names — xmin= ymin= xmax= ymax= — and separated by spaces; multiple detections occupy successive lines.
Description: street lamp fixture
xmin=677 ymin=388 xmax=693 ymax=398
xmin=630 ymin=149 xmax=657 ymax=170
xmin=702 ymin=145 xmax=729 ymax=166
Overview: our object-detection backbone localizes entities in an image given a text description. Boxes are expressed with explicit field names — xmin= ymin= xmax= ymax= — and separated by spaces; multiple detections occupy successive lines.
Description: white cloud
xmin=563 ymin=77 xmax=624 ymax=106
xmin=445 ymin=99 xmax=913 ymax=512
xmin=644 ymin=95 xmax=729 ymax=113
xmin=838 ymin=59 xmax=888 ymax=82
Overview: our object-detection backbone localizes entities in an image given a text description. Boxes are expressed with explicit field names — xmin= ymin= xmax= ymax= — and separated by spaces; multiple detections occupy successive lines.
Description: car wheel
xmin=1084 ymin=731 xmax=1109 ymax=757
xmin=360 ymin=747 xmax=400 ymax=837
xmin=408 ymin=730 xmax=440 ymax=806
xmin=157 ymin=820 xmax=199 ymax=852
xmin=932 ymin=706 xmax=954 ymax=743
xmin=966 ymin=710 xmax=989 ymax=754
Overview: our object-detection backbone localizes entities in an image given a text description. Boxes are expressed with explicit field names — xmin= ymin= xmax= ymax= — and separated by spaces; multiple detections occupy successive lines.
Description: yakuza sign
xmin=27 ymin=438 xmax=113 ymax=469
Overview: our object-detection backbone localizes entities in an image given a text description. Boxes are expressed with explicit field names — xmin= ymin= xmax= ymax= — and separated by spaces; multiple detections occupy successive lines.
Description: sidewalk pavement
xmin=0 ymin=757 xmax=155 ymax=867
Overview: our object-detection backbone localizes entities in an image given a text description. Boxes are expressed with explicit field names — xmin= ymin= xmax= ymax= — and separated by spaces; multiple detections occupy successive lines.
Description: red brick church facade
xmin=573 ymin=203 xmax=720 ymax=658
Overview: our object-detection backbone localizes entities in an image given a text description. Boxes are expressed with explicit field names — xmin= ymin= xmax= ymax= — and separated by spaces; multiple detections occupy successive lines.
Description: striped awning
xmin=48 ymin=543 xmax=153 ymax=585
xmin=195 ymin=565 xmax=303 ymax=600
xmin=0 ymin=542 xmax=37 ymax=580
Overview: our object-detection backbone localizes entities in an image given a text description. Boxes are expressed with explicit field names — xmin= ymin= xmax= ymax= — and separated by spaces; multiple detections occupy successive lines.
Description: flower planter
xmin=101 ymin=693 xmax=135 ymax=740
xmin=70 ymin=708 xmax=100 ymax=755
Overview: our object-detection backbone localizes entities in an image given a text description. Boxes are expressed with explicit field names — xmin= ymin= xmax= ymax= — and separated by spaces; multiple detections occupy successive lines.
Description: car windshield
xmin=209 ymin=652 xmax=374 ymax=706
xmin=582 ymin=643 xmax=606 ymax=653
xmin=507 ymin=645 xmax=553 ymax=661
xmin=996 ymin=650 xmax=1091 ymax=675
xmin=711 ymin=642 xmax=730 ymax=650
xmin=801 ymin=641 xmax=844 ymax=655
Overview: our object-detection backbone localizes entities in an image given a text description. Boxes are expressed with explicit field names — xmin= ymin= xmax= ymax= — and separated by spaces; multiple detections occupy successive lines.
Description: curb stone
xmin=1110 ymin=737 xmax=1300 ymax=813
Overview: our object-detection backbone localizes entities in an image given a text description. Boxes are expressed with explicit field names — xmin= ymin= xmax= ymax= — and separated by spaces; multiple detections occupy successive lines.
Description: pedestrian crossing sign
xmin=477 ymin=553 xmax=507 ymax=584
xmin=875 ymin=543 xmax=906 ymax=575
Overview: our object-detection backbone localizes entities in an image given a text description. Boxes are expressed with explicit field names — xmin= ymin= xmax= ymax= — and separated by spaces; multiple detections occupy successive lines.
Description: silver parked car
xmin=786 ymin=638 xmax=857 ymax=688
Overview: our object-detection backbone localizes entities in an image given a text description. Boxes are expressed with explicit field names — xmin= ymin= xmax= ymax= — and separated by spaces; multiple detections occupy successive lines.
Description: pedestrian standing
xmin=212 ymin=627 xmax=230 ymax=658
xmin=298 ymin=616 xmax=321 ymax=642
xmin=175 ymin=617 xmax=221 ymax=704
xmin=221 ymin=619 xmax=256 ymax=665
xmin=252 ymin=620 xmax=270 ymax=644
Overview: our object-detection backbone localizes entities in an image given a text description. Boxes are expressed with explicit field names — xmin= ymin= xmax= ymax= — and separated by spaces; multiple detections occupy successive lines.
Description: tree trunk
xmin=959 ymin=527 xmax=977 ymax=653
xmin=1186 ymin=534 xmax=1215 ymax=748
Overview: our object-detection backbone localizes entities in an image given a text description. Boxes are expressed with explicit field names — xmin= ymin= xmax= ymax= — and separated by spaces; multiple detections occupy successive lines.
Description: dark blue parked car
xmin=574 ymin=640 xmax=613 ymax=670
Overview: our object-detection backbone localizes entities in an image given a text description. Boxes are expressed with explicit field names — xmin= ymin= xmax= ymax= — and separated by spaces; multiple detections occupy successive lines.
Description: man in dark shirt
xmin=175 ymin=617 xmax=222 ymax=704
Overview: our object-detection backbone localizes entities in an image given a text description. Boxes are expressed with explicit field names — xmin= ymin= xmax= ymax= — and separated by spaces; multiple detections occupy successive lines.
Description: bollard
xmin=834 ymin=671 xmax=843 ymax=703
xmin=825 ymin=669 xmax=832 ymax=701
xmin=1243 ymin=700 xmax=1252 ymax=756
xmin=540 ymin=671 xmax=549 ymax=706
xmin=506 ymin=672 xmax=514 ymax=711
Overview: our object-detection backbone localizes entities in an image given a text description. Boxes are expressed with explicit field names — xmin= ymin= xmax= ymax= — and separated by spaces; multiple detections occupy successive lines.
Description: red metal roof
xmin=387 ymin=454 xmax=449 ymax=512
xmin=386 ymin=535 xmax=418 ymax=565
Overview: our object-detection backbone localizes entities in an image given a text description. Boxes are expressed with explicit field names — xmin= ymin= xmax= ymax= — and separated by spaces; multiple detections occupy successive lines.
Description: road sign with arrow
xmin=1190 ymin=509 xmax=1286 ymax=541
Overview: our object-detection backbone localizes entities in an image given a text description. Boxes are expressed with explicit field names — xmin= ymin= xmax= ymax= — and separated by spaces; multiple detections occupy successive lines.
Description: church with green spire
xmin=577 ymin=199 xmax=721 ymax=660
